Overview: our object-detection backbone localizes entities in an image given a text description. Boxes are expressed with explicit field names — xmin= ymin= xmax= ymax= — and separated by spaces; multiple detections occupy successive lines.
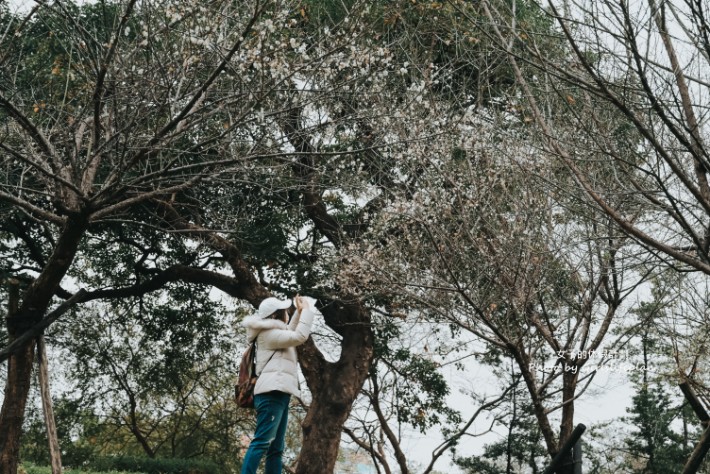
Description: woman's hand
xmin=295 ymin=295 xmax=309 ymax=311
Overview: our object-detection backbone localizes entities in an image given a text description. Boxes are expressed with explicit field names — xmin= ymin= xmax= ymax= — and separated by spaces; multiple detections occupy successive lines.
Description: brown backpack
xmin=235 ymin=341 xmax=275 ymax=408
xmin=235 ymin=341 xmax=258 ymax=408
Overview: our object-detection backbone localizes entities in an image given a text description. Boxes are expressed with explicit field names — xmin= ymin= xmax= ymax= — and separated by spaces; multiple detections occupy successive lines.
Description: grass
xmin=21 ymin=463 xmax=144 ymax=474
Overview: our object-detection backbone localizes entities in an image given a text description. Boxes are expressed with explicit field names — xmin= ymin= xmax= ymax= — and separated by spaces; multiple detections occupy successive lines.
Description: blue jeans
xmin=241 ymin=391 xmax=291 ymax=474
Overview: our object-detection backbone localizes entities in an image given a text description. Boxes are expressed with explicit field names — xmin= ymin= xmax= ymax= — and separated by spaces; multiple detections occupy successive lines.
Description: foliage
xmin=4 ymin=0 xmax=710 ymax=472
xmin=21 ymin=463 xmax=137 ymax=474
xmin=617 ymin=295 xmax=701 ymax=473
xmin=468 ymin=406 xmax=546 ymax=473
xmin=21 ymin=398 xmax=105 ymax=467
xmin=368 ymin=317 xmax=462 ymax=433
xmin=88 ymin=456 xmax=219 ymax=474
xmin=623 ymin=383 xmax=691 ymax=474
xmin=1 ymin=0 xmax=401 ymax=469
xmin=57 ymin=294 xmax=247 ymax=468
xmin=454 ymin=360 xmax=547 ymax=474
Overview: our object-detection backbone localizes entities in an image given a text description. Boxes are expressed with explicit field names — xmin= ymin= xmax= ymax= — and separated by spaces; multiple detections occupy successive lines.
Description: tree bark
xmin=0 ymin=340 xmax=35 ymax=473
xmin=0 ymin=280 xmax=33 ymax=474
xmin=296 ymin=298 xmax=374 ymax=474
xmin=510 ymin=346 xmax=558 ymax=457
xmin=0 ymin=281 xmax=34 ymax=473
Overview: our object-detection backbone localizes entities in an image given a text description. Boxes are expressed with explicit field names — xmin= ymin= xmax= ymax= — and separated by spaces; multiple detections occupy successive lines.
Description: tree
xmin=1 ymin=0 xmax=478 ymax=471
xmin=0 ymin=0 xmax=273 ymax=467
xmin=477 ymin=0 xmax=710 ymax=330
xmin=446 ymin=1 xmax=710 ymax=469
xmin=340 ymin=315 xmax=470 ymax=474
xmin=335 ymin=98 xmax=651 ymax=473
xmin=54 ymin=286 xmax=247 ymax=467
xmin=624 ymin=382 xmax=691 ymax=473
xmin=501 ymin=0 xmax=709 ymax=273
xmin=455 ymin=359 xmax=548 ymax=474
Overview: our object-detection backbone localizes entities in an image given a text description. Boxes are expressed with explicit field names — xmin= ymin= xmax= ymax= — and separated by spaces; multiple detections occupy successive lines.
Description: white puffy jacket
xmin=241 ymin=304 xmax=315 ymax=398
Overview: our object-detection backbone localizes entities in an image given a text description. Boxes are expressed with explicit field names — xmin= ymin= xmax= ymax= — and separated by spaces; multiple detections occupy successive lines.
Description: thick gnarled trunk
xmin=296 ymin=299 xmax=374 ymax=474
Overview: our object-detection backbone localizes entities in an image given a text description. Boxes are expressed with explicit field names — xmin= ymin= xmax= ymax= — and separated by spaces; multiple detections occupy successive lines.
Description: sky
xmin=398 ymin=348 xmax=637 ymax=473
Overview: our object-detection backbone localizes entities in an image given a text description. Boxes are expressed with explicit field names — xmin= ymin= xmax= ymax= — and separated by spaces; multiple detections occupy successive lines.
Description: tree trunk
xmin=556 ymin=371 xmax=579 ymax=474
xmin=511 ymin=347 xmax=558 ymax=457
xmin=369 ymin=375 xmax=408 ymax=474
xmin=0 ymin=280 xmax=34 ymax=473
xmin=0 ymin=339 xmax=35 ymax=473
xmin=296 ymin=298 xmax=374 ymax=474
xmin=0 ymin=215 xmax=88 ymax=473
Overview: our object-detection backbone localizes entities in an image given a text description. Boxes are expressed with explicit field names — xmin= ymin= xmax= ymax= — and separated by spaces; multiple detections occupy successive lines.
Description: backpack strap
xmin=254 ymin=338 xmax=277 ymax=376
xmin=249 ymin=340 xmax=257 ymax=375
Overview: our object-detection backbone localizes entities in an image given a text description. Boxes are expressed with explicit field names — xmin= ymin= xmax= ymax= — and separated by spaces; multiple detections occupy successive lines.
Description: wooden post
xmin=543 ymin=424 xmax=586 ymax=474
xmin=37 ymin=336 xmax=62 ymax=474
xmin=573 ymin=439 xmax=582 ymax=474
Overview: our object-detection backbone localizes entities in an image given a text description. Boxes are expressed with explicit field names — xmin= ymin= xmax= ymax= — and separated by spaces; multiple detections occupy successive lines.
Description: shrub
xmin=21 ymin=463 xmax=137 ymax=474
xmin=89 ymin=456 xmax=220 ymax=474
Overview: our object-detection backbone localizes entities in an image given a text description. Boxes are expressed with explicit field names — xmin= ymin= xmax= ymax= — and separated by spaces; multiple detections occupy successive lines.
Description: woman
xmin=240 ymin=295 xmax=314 ymax=474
